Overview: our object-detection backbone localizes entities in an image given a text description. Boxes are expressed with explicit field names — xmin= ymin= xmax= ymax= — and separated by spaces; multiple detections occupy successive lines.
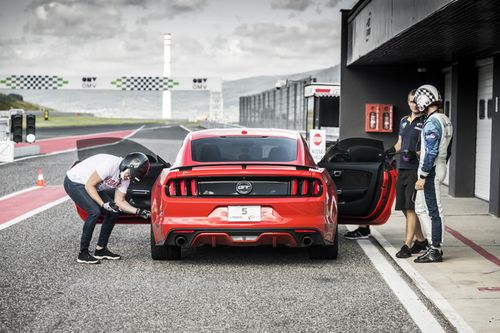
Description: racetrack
xmin=0 ymin=125 xmax=453 ymax=332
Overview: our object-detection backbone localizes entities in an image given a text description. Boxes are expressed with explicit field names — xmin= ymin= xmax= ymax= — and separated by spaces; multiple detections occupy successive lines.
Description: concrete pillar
xmin=162 ymin=33 xmax=172 ymax=119
xmin=448 ymin=61 xmax=478 ymax=197
xmin=489 ymin=55 xmax=500 ymax=216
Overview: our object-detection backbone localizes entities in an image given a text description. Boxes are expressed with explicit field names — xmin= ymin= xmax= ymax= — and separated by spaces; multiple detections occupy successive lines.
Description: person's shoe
xmin=344 ymin=227 xmax=371 ymax=240
xmin=77 ymin=249 xmax=100 ymax=264
xmin=94 ymin=247 xmax=121 ymax=260
xmin=414 ymin=247 xmax=443 ymax=263
xmin=396 ymin=245 xmax=412 ymax=258
xmin=410 ymin=239 xmax=429 ymax=254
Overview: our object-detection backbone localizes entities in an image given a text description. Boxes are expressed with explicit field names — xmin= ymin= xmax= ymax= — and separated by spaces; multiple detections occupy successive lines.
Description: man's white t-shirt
xmin=67 ymin=154 xmax=130 ymax=193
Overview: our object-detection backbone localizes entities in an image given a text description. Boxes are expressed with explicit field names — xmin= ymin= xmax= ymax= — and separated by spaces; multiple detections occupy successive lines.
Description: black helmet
xmin=119 ymin=152 xmax=150 ymax=183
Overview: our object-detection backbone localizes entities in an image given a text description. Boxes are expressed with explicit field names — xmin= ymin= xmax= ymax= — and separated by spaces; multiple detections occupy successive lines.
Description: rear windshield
xmin=191 ymin=136 xmax=297 ymax=162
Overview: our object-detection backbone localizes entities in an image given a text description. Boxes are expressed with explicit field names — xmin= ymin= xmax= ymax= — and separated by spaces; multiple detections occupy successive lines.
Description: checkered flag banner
xmin=110 ymin=77 xmax=179 ymax=91
xmin=0 ymin=75 xmax=69 ymax=90
xmin=0 ymin=75 xmax=222 ymax=92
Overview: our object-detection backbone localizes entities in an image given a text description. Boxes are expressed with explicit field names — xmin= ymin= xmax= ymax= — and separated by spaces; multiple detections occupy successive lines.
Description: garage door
xmin=475 ymin=60 xmax=493 ymax=201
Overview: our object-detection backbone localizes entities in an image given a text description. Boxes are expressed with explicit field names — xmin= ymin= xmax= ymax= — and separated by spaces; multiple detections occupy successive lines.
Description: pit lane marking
xmin=369 ymin=228 xmax=474 ymax=333
xmin=353 ymin=231 xmax=446 ymax=332
xmin=0 ymin=186 xmax=69 ymax=231
xmin=0 ymin=125 xmax=144 ymax=166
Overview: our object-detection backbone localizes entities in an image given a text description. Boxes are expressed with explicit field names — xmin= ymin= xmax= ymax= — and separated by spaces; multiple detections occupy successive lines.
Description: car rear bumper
xmin=158 ymin=227 xmax=334 ymax=248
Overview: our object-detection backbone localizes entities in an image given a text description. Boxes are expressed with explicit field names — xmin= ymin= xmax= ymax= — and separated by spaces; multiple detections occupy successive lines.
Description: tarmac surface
xmin=0 ymin=124 xmax=457 ymax=332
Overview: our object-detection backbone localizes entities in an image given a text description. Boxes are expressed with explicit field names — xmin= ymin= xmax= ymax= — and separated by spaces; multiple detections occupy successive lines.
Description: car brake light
xmin=190 ymin=179 xmax=198 ymax=196
xmin=301 ymin=180 xmax=309 ymax=195
xmin=312 ymin=180 xmax=321 ymax=195
xmin=290 ymin=179 xmax=298 ymax=195
xmin=168 ymin=181 xmax=177 ymax=196
xmin=180 ymin=179 xmax=188 ymax=196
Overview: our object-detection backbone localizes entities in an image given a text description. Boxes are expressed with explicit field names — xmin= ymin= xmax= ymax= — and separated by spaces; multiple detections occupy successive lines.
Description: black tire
xmin=165 ymin=244 xmax=181 ymax=261
xmin=308 ymin=226 xmax=339 ymax=260
xmin=151 ymin=225 xmax=167 ymax=260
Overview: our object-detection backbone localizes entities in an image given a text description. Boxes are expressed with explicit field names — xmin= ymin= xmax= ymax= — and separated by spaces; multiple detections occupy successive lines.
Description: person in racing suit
xmin=64 ymin=152 xmax=151 ymax=264
xmin=413 ymin=84 xmax=453 ymax=263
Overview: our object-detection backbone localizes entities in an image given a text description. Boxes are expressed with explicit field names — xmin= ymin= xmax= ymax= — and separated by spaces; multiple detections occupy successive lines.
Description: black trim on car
xmin=160 ymin=228 xmax=332 ymax=247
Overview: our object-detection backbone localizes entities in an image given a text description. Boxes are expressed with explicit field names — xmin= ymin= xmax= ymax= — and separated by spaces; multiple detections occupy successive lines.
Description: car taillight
xmin=290 ymin=179 xmax=298 ymax=195
xmin=190 ymin=179 xmax=198 ymax=196
xmin=168 ymin=181 xmax=177 ymax=196
xmin=312 ymin=180 xmax=321 ymax=195
xmin=166 ymin=179 xmax=199 ymax=197
xmin=301 ymin=180 xmax=309 ymax=195
xmin=290 ymin=178 xmax=323 ymax=196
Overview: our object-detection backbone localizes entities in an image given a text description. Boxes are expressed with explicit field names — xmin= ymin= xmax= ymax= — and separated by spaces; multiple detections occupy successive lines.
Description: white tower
xmin=162 ymin=33 xmax=172 ymax=119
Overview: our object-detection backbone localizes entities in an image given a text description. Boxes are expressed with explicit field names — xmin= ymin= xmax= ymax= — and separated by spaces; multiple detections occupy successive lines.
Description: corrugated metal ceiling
xmin=350 ymin=0 xmax=500 ymax=66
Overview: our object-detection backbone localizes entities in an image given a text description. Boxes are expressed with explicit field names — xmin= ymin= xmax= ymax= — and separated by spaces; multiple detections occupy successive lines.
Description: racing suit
xmin=415 ymin=112 xmax=453 ymax=248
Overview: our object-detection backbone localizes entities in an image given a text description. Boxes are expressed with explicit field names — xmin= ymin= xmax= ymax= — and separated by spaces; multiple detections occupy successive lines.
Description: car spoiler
xmin=171 ymin=163 xmax=317 ymax=171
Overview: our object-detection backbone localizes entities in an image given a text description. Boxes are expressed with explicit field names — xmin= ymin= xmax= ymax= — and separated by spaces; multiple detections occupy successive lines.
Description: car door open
xmin=318 ymin=138 xmax=397 ymax=225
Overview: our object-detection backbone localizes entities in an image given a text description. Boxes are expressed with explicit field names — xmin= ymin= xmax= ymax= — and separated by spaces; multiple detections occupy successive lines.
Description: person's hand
xmin=137 ymin=209 xmax=151 ymax=219
xmin=415 ymin=178 xmax=426 ymax=191
xmin=102 ymin=201 xmax=120 ymax=213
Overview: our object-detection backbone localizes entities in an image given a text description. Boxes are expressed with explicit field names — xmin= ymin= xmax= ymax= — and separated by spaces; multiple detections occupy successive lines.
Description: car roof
xmin=188 ymin=128 xmax=302 ymax=141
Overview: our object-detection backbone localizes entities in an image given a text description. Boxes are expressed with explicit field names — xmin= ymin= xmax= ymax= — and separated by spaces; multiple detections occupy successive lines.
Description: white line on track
xmin=0 ymin=195 xmax=70 ymax=231
xmin=0 ymin=125 xmax=145 ymax=166
xmin=0 ymin=186 xmax=39 ymax=201
xmin=370 ymin=228 xmax=475 ymax=333
xmin=179 ymin=125 xmax=192 ymax=133
xmin=354 ymin=234 xmax=446 ymax=332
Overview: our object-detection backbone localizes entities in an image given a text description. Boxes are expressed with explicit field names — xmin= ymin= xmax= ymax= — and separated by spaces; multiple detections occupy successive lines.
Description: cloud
xmin=24 ymin=1 xmax=125 ymax=40
xmin=271 ymin=0 xmax=313 ymax=11
xmin=137 ymin=0 xmax=208 ymax=24
xmin=233 ymin=20 xmax=340 ymax=58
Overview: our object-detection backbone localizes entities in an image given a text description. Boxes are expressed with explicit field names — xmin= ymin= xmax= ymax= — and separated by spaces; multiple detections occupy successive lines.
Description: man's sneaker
xmin=344 ymin=227 xmax=371 ymax=240
xmin=77 ymin=250 xmax=100 ymax=264
xmin=414 ymin=247 xmax=443 ymax=263
xmin=396 ymin=245 xmax=412 ymax=258
xmin=94 ymin=248 xmax=121 ymax=260
xmin=410 ymin=239 xmax=428 ymax=254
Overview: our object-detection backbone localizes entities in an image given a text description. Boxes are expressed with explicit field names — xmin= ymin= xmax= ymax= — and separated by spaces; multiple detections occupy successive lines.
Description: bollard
xmin=44 ymin=109 xmax=49 ymax=121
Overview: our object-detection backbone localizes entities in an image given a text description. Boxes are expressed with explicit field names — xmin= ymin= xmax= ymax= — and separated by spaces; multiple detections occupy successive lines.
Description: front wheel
xmin=308 ymin=226 xmax=338 ymax=260
xmin=150 ymin=225 xmax=181 ymax=260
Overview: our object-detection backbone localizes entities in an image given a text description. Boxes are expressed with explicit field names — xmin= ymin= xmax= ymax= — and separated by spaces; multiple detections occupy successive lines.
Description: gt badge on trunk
xmin=236 ymin=181 xmax=252 ymax=195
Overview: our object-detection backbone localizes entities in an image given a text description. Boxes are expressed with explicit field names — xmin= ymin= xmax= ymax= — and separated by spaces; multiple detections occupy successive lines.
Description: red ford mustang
xmin=75 ymin=128 xmax=396 ymax=260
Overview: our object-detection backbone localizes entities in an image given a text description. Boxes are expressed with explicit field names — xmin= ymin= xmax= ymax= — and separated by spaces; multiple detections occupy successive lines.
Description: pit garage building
xmin=339 ymin=0 xmax=500 ymax=216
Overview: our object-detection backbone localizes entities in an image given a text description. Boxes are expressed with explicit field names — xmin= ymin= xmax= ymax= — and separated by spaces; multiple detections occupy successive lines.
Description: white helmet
xmin=414 ymin=84 xmax=442 ymax=112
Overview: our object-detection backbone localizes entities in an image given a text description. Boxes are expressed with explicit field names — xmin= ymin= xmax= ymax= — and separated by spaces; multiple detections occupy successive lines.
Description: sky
xmin=0 ymin=0 xmax=356 ymax=80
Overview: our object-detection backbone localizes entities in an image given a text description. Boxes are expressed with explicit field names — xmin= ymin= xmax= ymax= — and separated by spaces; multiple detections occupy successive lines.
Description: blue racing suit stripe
xmin=420 ymin=117 xmax=442 ymax=176
xmin=423 ymin=168 xmax=442 ymax=247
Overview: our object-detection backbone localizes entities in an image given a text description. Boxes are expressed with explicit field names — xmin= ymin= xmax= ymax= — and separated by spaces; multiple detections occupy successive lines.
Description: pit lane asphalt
xmin=0 ymin=125 xmax=445 ymax=332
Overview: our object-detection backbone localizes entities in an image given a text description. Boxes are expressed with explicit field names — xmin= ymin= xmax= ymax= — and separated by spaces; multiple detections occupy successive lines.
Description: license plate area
xmin=228 ymin=206 xmax=261 ymax=222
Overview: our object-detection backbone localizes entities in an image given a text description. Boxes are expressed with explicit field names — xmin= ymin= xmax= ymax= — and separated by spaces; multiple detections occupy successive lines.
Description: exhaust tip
xmin=175 ymin=236 xmax=187 ymax=247
xmin=302 ymin=236 xmax=313 ymax=247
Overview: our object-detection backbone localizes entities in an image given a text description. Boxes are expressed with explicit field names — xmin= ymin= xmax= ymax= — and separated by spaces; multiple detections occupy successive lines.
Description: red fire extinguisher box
xmin=365 ymin=104 xmax=393 ymax=133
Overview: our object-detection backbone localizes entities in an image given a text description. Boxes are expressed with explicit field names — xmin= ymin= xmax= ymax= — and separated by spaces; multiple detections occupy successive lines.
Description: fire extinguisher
xmin=383 ymin=112 xmax=390 ymax=130
xmin=370 ymin=112 xmax=377 ymax=129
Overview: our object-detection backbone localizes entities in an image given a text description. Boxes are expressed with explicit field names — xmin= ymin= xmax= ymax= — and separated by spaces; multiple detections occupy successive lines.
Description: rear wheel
xmin=150 ymin=225 xmax=181 ymax=260
xmin=308 ymin=226 xmax=338 ymax=260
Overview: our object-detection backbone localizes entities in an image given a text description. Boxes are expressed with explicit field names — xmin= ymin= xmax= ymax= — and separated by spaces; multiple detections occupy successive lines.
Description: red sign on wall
xmin=365 ymin=104 xmax=393 ymax=133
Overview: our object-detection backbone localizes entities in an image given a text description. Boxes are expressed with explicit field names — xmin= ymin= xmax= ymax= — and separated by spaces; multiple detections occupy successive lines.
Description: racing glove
xmin=136 ymin=208 xmax=151 ymax=219
xmin=102 ymin=201 xmax=120 ymax=213
xmin=384 ymin=146 xmax=396 ymax=157
xmin=402 ymin=150 xmax=417 ymax=162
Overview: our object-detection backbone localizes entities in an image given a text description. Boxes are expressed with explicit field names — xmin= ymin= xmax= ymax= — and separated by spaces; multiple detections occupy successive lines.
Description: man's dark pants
xmin=64 ymin=176 xmax=118 ymax=252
